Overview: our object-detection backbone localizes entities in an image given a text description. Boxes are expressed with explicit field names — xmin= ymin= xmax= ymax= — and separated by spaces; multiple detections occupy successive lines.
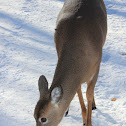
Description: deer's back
xmin=54 ymin=0 xmax=107 ymax=67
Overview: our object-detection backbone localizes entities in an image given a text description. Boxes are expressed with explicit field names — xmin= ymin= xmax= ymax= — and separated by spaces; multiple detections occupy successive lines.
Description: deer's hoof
xmin=92 ymin=106 xmax=97 ymax=110
xmin=65 ymin=110 xmax=69 ymax=117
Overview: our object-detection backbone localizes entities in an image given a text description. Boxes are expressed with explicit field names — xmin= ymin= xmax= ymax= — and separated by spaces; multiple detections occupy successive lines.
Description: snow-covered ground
xmin=0 ymin=0 xmax=126 ymax=126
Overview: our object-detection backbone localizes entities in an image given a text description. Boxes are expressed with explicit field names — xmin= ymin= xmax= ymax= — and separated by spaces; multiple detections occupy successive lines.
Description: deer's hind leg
xmin=77 ymin=85 xmax=86 ymax=125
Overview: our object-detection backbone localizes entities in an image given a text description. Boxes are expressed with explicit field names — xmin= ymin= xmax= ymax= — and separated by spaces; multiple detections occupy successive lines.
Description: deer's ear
xmin=51 ymin=87 xmax=63 ymax=106
xmin=38 ymin=75 xmax=48 ymax=98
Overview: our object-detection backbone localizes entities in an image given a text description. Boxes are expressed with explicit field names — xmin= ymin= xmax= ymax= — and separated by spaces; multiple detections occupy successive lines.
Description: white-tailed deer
xmin=34 ymin=0 xmax=107 ymax=125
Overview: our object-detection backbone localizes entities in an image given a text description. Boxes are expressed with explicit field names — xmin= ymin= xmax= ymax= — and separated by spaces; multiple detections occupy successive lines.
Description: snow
xmin=0 ymin=0 xmax=126 ymax=126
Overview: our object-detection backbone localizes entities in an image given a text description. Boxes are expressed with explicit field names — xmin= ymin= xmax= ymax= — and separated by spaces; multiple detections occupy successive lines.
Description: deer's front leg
xmin=92 ymin=96 xmax=97 ymax=110
xmin=86 ymin=84 xmax=94 ymax=126
xmin=77 ymin=85 xmax=86 ymax=125
xmin=86 ymin=69 xmax=99 ymax=126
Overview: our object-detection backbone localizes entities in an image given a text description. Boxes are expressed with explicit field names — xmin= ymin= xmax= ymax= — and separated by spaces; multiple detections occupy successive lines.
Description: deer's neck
xmin=49 ymin=48 xmax=89 ymax=110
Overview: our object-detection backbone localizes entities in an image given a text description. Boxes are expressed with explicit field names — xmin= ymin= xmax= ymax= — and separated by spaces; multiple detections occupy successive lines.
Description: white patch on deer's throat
xmin=88 ymin=74 xmax=94 ymax=82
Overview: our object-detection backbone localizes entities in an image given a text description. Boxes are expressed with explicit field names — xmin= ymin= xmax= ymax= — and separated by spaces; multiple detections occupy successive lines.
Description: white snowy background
xmin=0 ymin=0 xmax=126 ymax=126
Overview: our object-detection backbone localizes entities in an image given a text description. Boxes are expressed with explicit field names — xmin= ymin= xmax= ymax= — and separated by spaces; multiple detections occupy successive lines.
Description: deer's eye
xmin=40 ymin=118 xmax=48 ymax=124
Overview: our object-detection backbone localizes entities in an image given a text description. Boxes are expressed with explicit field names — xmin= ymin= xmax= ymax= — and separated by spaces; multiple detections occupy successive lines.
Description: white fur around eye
xmin=39 ymin=117 xmax=48 ymax=124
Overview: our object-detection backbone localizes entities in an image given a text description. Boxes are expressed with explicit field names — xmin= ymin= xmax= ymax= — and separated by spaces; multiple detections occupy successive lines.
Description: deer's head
xmin=34 ymin=75 xmax=64 ymax=126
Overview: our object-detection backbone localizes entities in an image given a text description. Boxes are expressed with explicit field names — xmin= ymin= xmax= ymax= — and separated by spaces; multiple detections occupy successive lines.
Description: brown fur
xmin=34 ymin=0 xmax=107 ymax=126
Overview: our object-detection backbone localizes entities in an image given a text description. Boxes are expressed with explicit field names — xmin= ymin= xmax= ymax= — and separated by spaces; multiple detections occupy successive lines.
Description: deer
xmin=34 ymin=0 xmax=107 ymax=125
